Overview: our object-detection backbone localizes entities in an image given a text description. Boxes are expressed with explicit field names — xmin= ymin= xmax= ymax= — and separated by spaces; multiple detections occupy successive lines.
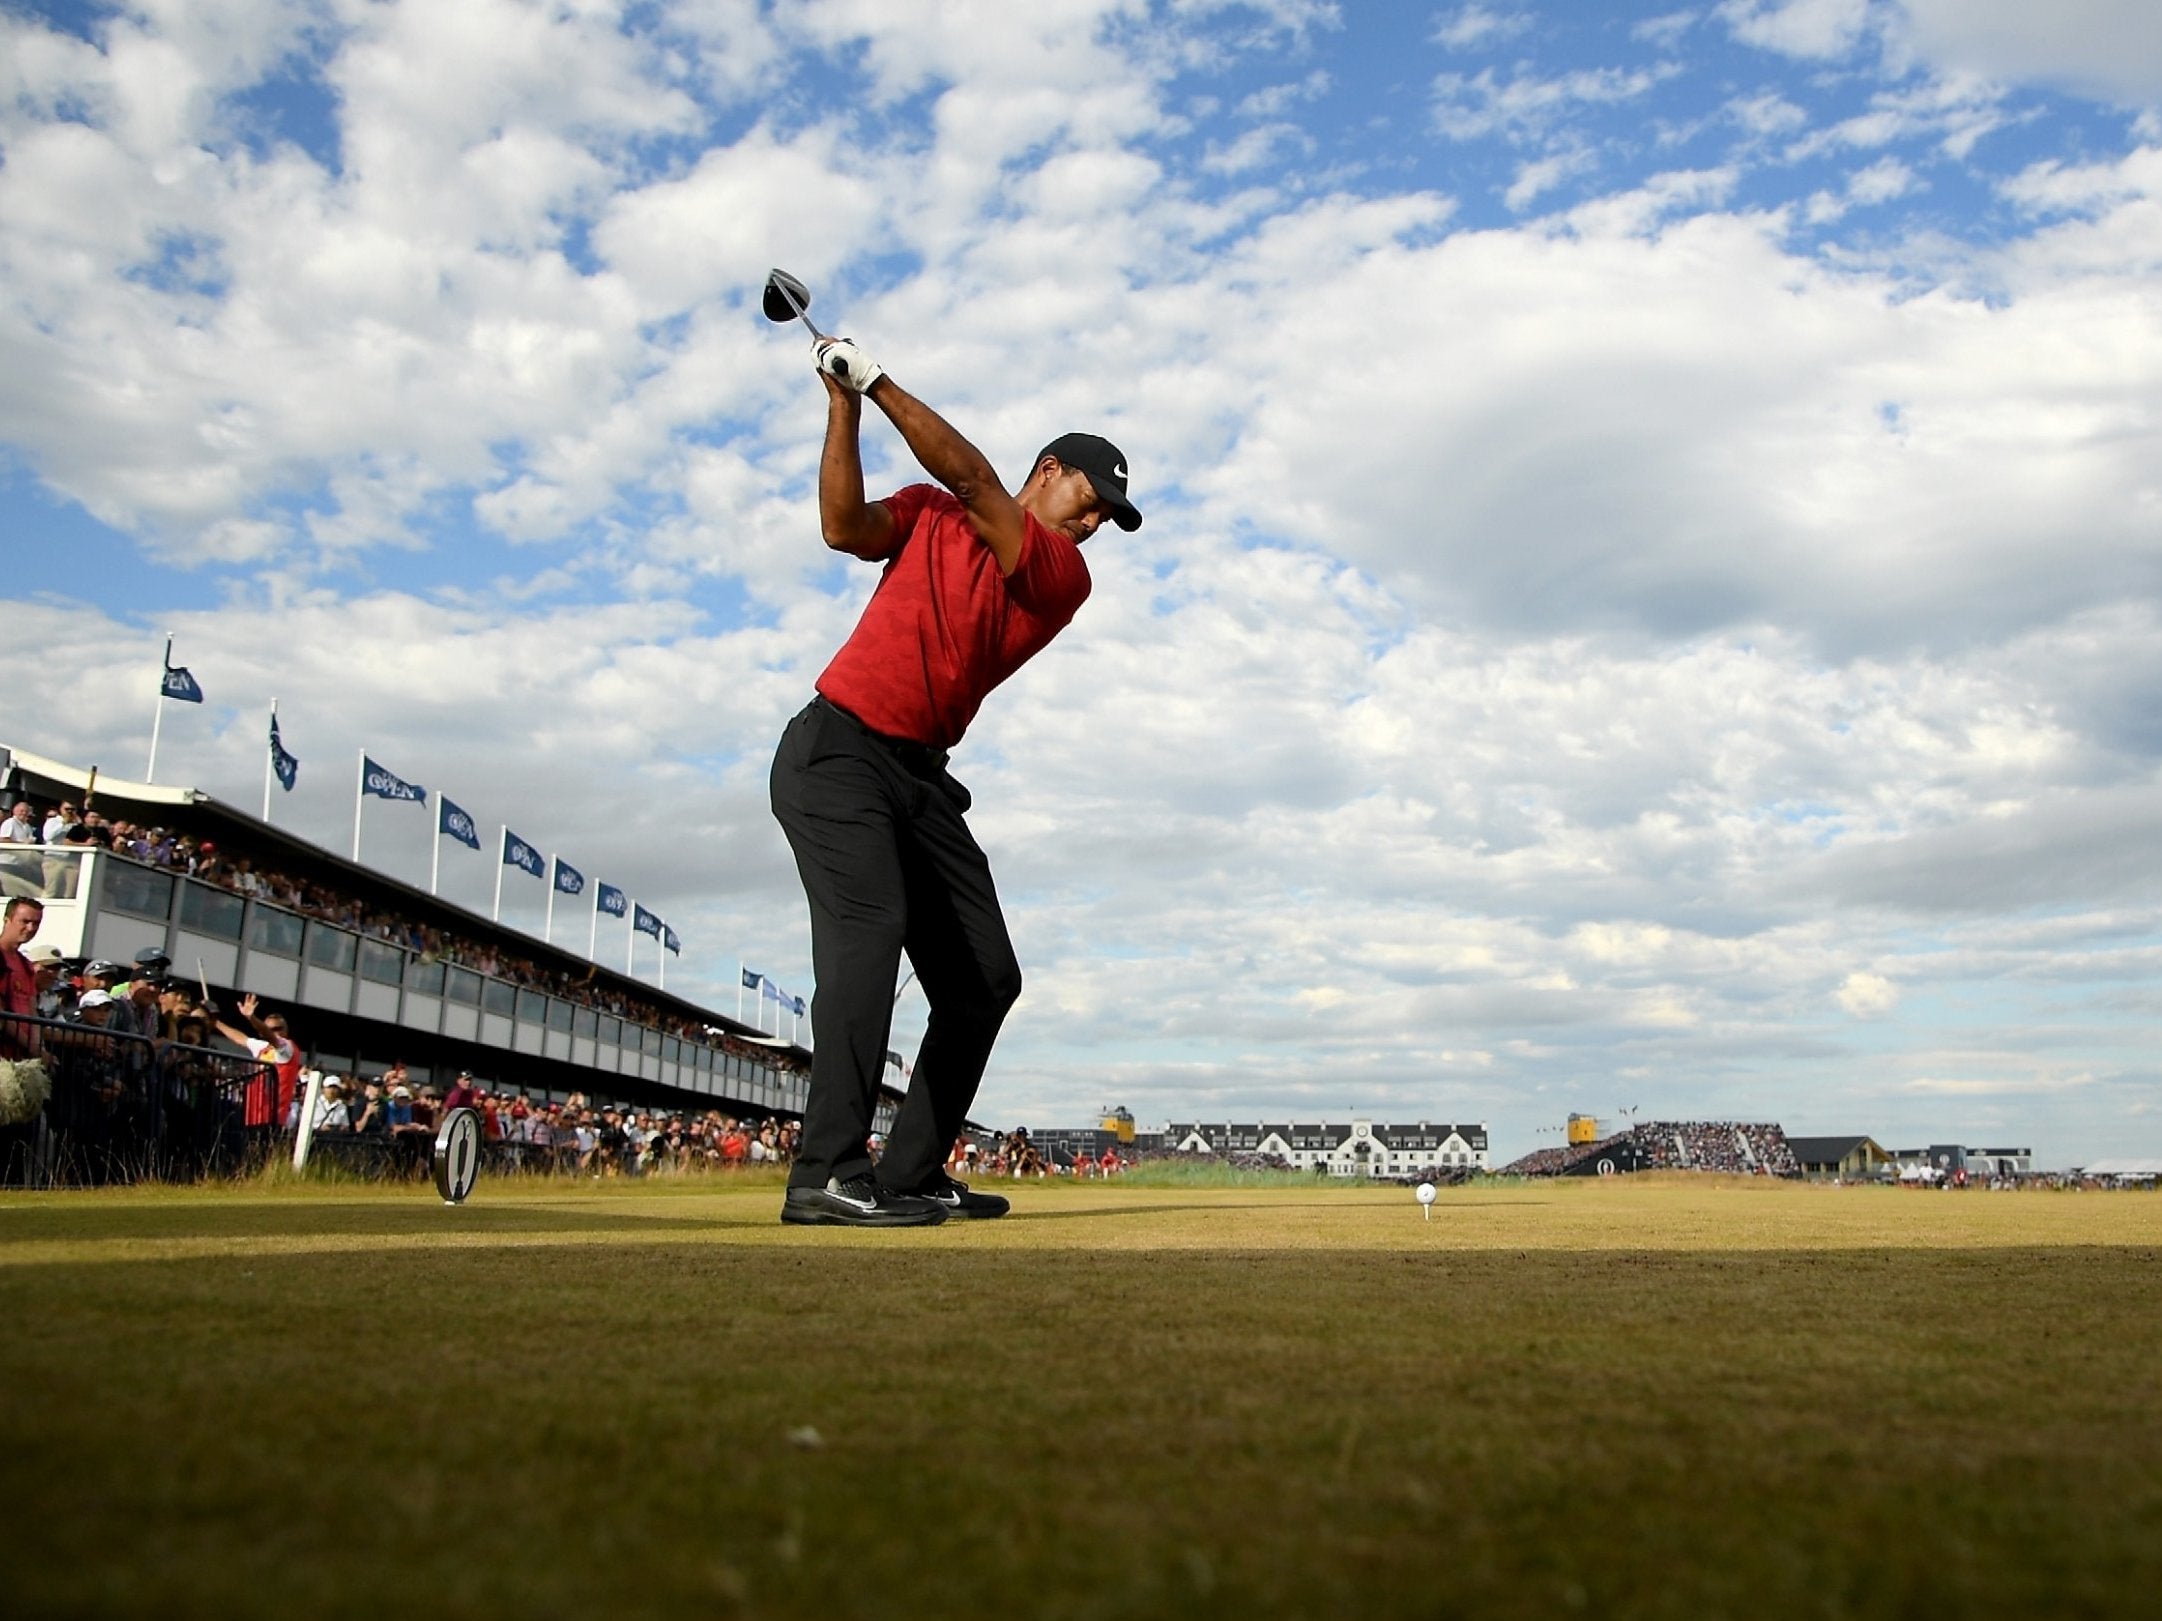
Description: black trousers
xmin=770 ymin=697 xmax=1021 ymax=1191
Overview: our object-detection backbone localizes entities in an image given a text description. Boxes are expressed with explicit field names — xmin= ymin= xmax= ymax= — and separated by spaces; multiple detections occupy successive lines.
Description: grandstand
xmin=1498 ymin=1121 xmax=1801 ymax=1178
xmin=1 ymin=743 xmax=895 ymax=1131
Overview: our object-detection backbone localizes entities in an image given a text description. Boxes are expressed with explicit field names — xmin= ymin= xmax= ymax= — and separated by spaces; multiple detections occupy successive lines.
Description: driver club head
xmin=762 ymin=268 xmax=826 ymax=339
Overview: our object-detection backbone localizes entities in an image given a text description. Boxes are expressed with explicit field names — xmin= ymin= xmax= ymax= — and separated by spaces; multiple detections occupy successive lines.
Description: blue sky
xmin=4 ymin=0 xmax=2160 ymax=1164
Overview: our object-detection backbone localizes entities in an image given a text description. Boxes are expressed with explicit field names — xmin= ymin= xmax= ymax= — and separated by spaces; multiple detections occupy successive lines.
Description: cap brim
xmin=1083 ymin=472 xmax=1142 ymax=531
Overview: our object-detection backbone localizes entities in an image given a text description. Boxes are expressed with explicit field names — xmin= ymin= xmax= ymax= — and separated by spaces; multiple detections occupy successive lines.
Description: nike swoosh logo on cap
xmin=1114 ymin=463 xmax=1127 ymax=479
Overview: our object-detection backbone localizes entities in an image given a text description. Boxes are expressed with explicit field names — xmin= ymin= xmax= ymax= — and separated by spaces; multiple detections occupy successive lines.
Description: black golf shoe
xmin=912 ymin=1173 xmax=1010 ymax=1220
xmin=781 ymin=1176 xmax=948 ymax=1227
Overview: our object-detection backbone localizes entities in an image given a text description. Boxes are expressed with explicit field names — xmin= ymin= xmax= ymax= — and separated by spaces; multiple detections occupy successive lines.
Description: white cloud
xmin=1432 ymin=5 xmax=1532 ymax=53
xmin=1846 ymin=155 xmax=1918 ymax=205
xmin=1433 ymin=64 xmax=1674 ymax=142
xmin=1898 ymin=1073 xmax=2098 ymax=1097
xmin=1505 ymin=149 xmax=1596 ymax=211
xmin=1896 ymin=0 xmax=2162 ymax=106
xmin=1835 ymin=971 xmax=1898 ymax=1018
xmin=1726 ymin=91 xmax=1811 ymax=138
xmin=1718 ymin=0 xmax=1873 ymax=62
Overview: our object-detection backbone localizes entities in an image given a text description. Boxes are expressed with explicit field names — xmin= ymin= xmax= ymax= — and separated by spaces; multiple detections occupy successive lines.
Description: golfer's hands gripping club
xmin=815 ymin=335 xmax=885 ymax=394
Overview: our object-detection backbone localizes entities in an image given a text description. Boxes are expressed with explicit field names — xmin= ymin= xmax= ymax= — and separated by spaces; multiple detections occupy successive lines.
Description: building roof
xmin=1786 ymin=1135 xmax=1880 ymax=1163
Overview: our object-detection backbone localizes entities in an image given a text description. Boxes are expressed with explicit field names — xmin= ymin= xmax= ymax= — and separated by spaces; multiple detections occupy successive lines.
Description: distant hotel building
xmin=1166 ymin=1118 xmax=1490 ymax=1177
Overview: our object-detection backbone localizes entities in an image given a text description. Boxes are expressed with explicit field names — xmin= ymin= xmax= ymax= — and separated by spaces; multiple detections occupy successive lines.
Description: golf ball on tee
xmin=1415 ymin=1182 xmax=1437 ymax=1206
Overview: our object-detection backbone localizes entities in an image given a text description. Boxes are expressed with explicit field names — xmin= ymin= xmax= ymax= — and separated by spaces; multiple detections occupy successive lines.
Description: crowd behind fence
xmin=1 ymin=1011 xmax=274 ymax=1187
xmin=289 ymin=1075 xmax=806 ymax=1182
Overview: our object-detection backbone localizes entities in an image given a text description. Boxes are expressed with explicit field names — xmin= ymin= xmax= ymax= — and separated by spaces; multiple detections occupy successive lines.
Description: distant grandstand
xmin=1498 ymin=1121 xmax=1801 ymax=1178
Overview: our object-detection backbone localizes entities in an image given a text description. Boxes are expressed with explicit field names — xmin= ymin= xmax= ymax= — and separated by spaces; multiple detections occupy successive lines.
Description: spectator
xmin=40 ymin=802 xmax=80 ymax=844
xmin=313 ymin=1078 xmax=352 ymax=1133
xmin=24 ymin=942 xmax=69 ymax=1019
xmin=352 ymin=1078 xmax=389 ymax=1136
xmin=77 ymin=959 xmax=124 ymax=1012
xmin=210 ymin=994 xmax=303 ymax=1129
xmin=443 ymin=1070 xmax=481 ymax=1115
xmin=1 ymin=897 xmax=44 ymax=1058
xmin=0 ymin=801 xmax=38 ymax=844
xmin=387 ymin=1084 xmax=417 ymax=1134
xmin=60 ymin=988 xmax=121 ymax=1043
xmin=112 ymin=970 xmax=164 ymax=1045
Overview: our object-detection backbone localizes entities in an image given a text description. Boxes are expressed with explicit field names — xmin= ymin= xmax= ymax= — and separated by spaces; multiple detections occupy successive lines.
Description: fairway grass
xmin=6 ymin=1177 xmax=2158 ymax=1619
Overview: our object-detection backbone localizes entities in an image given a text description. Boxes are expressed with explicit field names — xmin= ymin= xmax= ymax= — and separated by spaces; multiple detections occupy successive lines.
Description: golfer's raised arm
xmin=817 ymin=373 xmax=896 ymax=561
xmin=867 ymin=378 xmax=1027 ymax=573
xmin=815 ymin=336 xmax=1028 ymax=574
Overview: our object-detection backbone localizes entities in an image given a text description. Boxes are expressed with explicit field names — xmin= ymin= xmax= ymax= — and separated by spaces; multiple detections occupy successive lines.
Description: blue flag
xmin=597 ymin=883 xmax=627 ymax=918
xmin=503 ymin=829 xmax=545 ymax=879
xmin=742 ymin=967 xmax=762 ymax=990
xmin=633 ymin=903 xmax=662 ymax=939
xmin=268 ymin=715 xmax=298 ymax=791
xmin=793 ymin=995 xmax=805 ymax=1018
xmin=553 ymin=857 xmax=584 ymax=896
xmin=362 ymin=757 xmax=425 ymax=802
xmin=761 ymin=978 xmax=790 ymax=1006
xmin=438 ymin=796 xmax=480 ymax=849
xmin=161 ymin=659 xmax=203 ymax=704
xmin=663 ymin=925 xmax=681 ymax=956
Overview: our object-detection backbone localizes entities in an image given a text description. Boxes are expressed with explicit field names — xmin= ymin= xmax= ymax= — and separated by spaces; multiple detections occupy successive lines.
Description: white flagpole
xmin=146 ymin=634 xmax=171 ymax=782
xmin=736 ymin=964 xmax=744 ymax=1024
xmin=589 ymin=890 xmax=600 ymax=961
xmin=658 ymin=939 xmax=666 ymax=991
xmin=492 ymin=826 xmax=507 ymax=922
xmin=544 ymin=860 xmax=558 ymax=944
xmin=262 ymin=699 xmax=277 ymax=821
xmin=627 ymin=910 xmax=636 ymax=974
xmin=429 ymin=795 xmax=443 ymax=896
xmin=352 ymin=749 xmax=365 ymax=861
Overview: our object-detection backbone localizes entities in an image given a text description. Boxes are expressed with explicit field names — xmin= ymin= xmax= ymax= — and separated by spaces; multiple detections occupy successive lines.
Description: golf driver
xmin=762 ymin=268 xmax=828 ymax=341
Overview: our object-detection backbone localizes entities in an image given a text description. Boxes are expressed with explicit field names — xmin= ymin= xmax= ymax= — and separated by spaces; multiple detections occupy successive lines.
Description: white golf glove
xmin=815 ymin=336 xmax=885 ymax=393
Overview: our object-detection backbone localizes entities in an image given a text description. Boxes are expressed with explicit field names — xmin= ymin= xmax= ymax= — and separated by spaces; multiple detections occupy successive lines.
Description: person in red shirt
xmin=771 ymin=332 xmax=1140 ymax=1228
xmin=0 ymin=898 xmax=44 ymax=1058
xmin=211 ymin=993 xmax=302 ymax=1129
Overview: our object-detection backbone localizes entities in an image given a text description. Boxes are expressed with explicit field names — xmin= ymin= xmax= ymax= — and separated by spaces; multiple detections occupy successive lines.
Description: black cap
xmin=1038 ymin=432 xmax=1141 ymax=532
xmin=134 ymin=947 xmax=173 ymax=971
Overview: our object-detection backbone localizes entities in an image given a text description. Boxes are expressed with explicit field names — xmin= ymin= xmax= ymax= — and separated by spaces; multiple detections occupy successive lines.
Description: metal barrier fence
xmin=0 ymin=1011 xmax=276 ymax=1188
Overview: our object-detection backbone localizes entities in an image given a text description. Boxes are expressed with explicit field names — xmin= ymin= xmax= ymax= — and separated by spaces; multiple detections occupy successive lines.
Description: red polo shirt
xmin=1 ymin=948 xmax=38 ymax=1058
xmin=816 ymin=484 xmax=1092 ymax=750
xmin=0 ymin=948 xmax=34 ymax=1021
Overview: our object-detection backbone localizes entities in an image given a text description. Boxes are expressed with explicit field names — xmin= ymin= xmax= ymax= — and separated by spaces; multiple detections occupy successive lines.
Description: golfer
xmin=770 ymin=331 xmax=1140 ymax=1227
